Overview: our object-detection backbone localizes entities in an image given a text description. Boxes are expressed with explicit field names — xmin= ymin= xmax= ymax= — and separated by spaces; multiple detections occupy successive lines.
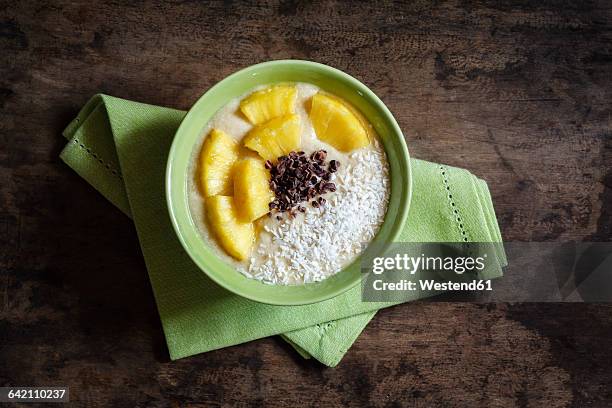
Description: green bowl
xmin=166 ymin=60 xmax=411 ymax=305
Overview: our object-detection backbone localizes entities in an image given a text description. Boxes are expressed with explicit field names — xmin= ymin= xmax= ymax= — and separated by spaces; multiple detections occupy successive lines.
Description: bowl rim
xmin=166 ymin=59 xmax=411 ymax=305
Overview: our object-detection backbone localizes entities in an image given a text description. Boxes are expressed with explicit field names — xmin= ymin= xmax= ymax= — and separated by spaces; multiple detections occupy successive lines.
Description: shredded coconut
xmin=239 ymin=144 xmax=390 ymax=285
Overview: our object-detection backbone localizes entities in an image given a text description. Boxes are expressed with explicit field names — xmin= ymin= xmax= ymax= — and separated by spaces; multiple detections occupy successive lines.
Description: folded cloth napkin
xmin=60 ymin=94 xmax=505 ymax=367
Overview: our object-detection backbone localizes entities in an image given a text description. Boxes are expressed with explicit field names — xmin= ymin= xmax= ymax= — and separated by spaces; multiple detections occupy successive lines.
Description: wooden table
xmin=2 ymin=1 xmax=611 ymax=406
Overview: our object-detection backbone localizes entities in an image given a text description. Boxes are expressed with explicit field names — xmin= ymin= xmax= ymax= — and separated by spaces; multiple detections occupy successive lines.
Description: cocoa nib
xmin=311 ymin=150 xmax=327 ymax=163
xmin=328 ymin=160 xmax=339 ymax=173
xmin=268 ymin=150 xmax=338 ymax=215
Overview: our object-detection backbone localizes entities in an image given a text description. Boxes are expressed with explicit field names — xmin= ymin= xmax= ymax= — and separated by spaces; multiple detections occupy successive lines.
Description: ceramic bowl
xmin=166 ymin=60 xmax=411 ymax=305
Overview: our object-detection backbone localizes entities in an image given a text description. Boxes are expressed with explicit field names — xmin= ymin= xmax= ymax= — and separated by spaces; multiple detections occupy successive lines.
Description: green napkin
xmin=60 ymin=94 xmax=505 ymax=367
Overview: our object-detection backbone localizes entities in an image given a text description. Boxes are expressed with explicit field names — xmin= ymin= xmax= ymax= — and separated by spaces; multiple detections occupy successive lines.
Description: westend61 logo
xmin=361 ymin=242 xmax=504 ymax=302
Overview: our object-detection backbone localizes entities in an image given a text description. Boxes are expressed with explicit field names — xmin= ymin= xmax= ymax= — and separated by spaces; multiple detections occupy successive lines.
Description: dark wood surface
xmin=2 ymin=1 xmax=612 ymax=406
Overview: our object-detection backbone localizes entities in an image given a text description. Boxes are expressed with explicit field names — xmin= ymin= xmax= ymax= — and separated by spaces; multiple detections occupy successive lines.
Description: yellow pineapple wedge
xmin=199 ymin=129 xmax=239 ymax=196
xmin=205 ymin=195 xmax=255 ymax=261
xmin=309 ymin=93 xmax=370 ymax=152
xmin=243 ymin=114 xmax=301 ymax=162
xmin=234 ymin=158 xmax=274 ymax=222
xmin=239 ymin=85 xmax=297 ymax=125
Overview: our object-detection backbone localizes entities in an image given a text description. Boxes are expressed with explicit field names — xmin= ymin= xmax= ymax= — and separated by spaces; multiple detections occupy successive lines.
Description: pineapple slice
xmin=239 ymin=85 xmax=297 ymax=125
xmin=243 ymin=114 xmax=301 ymax=162
xmin=309 ymin=93 xmax=370 ymax=152
xmin=234 ymin=158 xmax=274 ymax=222
xmin=199 ymin=129 xmax=239 ymax=196
xmin=205 ymin=195 xmax=255 ymax=261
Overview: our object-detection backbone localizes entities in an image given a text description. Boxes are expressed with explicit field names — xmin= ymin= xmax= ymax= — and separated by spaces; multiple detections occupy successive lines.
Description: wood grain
xmin=1 ymin=1 xmax=611 ymax=406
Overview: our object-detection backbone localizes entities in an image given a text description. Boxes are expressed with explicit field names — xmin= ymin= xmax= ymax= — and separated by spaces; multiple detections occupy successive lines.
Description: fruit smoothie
xmin=189 ymin=83 xmax=390 ymax=285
